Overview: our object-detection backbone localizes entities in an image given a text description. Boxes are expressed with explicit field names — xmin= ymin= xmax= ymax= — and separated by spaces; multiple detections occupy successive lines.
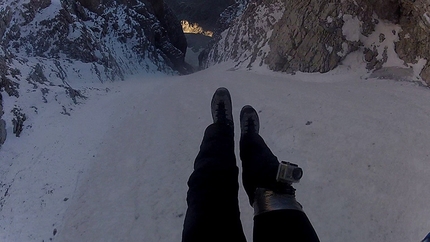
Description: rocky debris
xmin=205 ymin=0 xmax=430 ymax=84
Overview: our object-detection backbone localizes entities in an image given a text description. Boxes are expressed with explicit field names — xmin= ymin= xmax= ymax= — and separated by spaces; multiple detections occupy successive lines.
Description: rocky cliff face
xmin=1 ymin=0 xmax=191 ymax=79
xmin=396 ymin=0 xmax=430 ymax=82
xmin=0 ymin=0 xmax=191 ymax=147
xmin=206 ymin=0 xmax=430 ymax=84
xmin=202 ymin=0 xmax=273 ymax=69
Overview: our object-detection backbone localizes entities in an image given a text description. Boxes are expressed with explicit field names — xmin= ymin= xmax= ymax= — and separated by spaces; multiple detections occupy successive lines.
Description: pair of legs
xmin=182 ymin=88 xmax=319 ymax=242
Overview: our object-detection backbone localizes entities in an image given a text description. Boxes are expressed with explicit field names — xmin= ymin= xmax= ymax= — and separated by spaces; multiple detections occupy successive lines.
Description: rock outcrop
xmin=265 ymin=0 xmax=352 ymax=73
xmin=206 ymin=0 xmax=430 ymax=84
xmin=0 ymin=93 xmax=6 ymax=147
xmin=395 ymin=0 xmax=430 ymax=82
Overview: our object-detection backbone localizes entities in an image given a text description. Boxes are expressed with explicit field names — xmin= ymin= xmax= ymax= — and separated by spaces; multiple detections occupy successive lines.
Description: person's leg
xmin=239 ymin=105 xmax=319 ymax=242
xmin=182 ymin=88 xmax=246 ymax=242
xmin=240 ymin=130 xmax=280 ymax=205
xmin=239 ymin=105 xmax=285 ymax=205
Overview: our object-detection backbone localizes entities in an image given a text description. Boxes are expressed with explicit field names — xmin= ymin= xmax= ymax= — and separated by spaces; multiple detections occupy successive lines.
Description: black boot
xmin=240 ymin=105 xmax=259 ymax=136
xmin=211 ymin=87 xmax=234 ymax=129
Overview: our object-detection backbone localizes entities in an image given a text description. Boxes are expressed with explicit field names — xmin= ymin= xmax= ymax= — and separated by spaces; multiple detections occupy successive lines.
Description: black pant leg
xmin=240 ymin=133 xmax=319 ymax=242
xmin=240 ymin=133 xmax=280 ymax=205
xmin=182 ymin=123 xmax=246 ymax=242
xmin=254 ymin=210 xmax=320 ymax=242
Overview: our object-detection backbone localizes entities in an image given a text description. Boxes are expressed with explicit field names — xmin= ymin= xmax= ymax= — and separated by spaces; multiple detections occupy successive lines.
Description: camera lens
xmin=292 ymin=168 xmax=303 ymax=180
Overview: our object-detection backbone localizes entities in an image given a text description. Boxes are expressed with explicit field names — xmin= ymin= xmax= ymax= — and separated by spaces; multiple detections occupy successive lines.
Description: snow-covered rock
xmin=0 ymin=0 xmax=191 ymax=147
xmin=396 ymin=0 xmax=430 ymax=83
xmin=206 ymin=0 xmax=284 ymax=70
xmin=205 ymin=0 xmax=361 ymax=72
xmin=205 ymin=0 xmax=430 ymax=84
xmin=215 ymin=0 xmax=249 ymax=33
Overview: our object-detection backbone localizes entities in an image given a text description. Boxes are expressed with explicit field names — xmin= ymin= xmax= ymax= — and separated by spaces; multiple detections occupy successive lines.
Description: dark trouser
xmin=182 ymin=123 xmax=319 ymax=242
xmin=253 ymin=210 xmax=320 ymax=242
xmin=182 ymin=123 xmax=246 ymax=242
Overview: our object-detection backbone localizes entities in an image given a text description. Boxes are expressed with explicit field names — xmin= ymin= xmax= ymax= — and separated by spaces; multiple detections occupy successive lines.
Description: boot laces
xmin=216 ymin=101 xmax=227 ymax=123
xmin=245 ymin=116 xmax=256 ymax=133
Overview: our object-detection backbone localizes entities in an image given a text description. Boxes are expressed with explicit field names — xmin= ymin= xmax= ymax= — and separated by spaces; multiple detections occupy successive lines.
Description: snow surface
xmin=1 ymin=63 xmax=430 ymax=242
xmin=342 ymin=14 xmax=361 ymax=42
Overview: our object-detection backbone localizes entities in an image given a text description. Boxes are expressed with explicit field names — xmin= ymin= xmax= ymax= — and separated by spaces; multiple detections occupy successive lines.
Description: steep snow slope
xmin=1 ymin=64 xmax=430 ymax=242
